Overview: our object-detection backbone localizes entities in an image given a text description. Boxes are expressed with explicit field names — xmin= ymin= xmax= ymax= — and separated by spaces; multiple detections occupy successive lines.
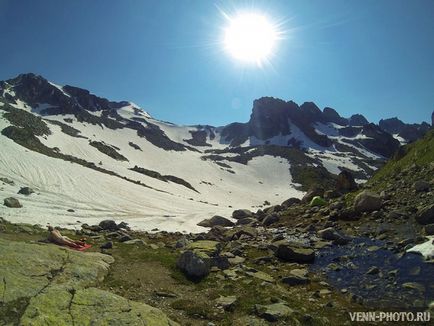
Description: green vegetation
xmin=369 ymin=129 xmax=434 ymax=190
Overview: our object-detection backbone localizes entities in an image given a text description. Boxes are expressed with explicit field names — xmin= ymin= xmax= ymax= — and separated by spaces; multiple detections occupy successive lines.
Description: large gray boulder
xmin=176 ymin=250 xmax=211 ymax=280
xmin=0 ymin=238 xmax=178 ymax=325
xmin=354 ymin=191 xmax=382 ymax=213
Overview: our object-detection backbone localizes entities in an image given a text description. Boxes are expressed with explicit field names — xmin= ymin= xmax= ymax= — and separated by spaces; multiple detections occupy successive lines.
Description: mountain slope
xmin=0 ymin=73 xmax=431 ymax=231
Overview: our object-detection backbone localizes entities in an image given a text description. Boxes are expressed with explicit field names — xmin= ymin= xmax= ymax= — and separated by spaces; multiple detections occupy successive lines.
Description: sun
xmin=223 ymin=12 xmax=280 ymax=65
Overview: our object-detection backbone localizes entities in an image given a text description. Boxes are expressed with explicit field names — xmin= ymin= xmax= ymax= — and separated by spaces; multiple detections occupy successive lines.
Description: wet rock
xmin=318 ymin=227 xmax=350 ymax=245
xmin=366 ymin=266 xmax=380 ymax=275
xmin=18 ymin=187 xmax=35 ymax=195
xmin=413 ymin=180 xmax=430 ymax=192
xmin=177 ymin=250 xmax=211 ymax=279
xmin=354 ymin=191 xmax=382 ymax=213
xmin=3 ymin=197 xmax=22 ymax=208
xmin=274 ymin=242 xmax=315 ymax=263
xmin=255 ymin=302 xmax=293 ymax=322
xmin=232 ymin=209 xmax=253 ymax=219
xmin=197 ymin=215 xmax=235 ymax=227
xmin=98 ymin=220 xmax=118 ymax=231
xmin=415 ymin=204 xmax=434 ymax=225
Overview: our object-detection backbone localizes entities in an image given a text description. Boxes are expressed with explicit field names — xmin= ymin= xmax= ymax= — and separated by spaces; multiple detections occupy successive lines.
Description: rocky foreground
xmin=1 ymin=131 xmax=434 ymax=325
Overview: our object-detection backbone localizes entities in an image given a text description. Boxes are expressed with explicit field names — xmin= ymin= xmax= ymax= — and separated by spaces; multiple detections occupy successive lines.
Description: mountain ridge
xmin=0 ymin=73 xmax=432 ymax=232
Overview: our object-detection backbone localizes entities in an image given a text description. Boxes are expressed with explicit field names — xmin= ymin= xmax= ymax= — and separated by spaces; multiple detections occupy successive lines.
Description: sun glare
xmin=223 ymin=12 xmax=280 ymax=66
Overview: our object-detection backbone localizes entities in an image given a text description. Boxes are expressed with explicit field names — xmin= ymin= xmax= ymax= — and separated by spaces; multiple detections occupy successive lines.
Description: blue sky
xmin=0 ymin=0 xmax=433 ymax=125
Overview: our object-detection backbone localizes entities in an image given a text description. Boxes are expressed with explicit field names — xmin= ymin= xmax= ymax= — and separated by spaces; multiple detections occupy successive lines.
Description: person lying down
xmin=47 ymin=225 xmax=87 ymax=249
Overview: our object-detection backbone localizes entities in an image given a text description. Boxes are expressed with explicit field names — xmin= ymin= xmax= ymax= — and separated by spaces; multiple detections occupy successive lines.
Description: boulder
xmin=262 ymin=213 xmax=279 ymax=226
xmin=123 ymin=239 xmax=146 ymax=245
xmin=255 ymin=303 xmax=294 ymax=322
xmin=281 ymin=197 xmax=301 ymax=208
xmin=318 ymin=227 xmax=350 ymax=244
xmin=0 ymin=238 xmax=177 ymax=325
xmin=302 ymin=186 xmax=324 ymax=203
xmin=100 ymin=241 xmax=113 ymax=249
xmin=336 ymin=170 xmax=357 ymax=193
xmin=423 ymin=224 xmax=434 ymax=236
xmin=4 ymin=197 xmax=22 ymax=208
xmin=274 ymin=242 xmax=315 ymax=263
xmin=354 ymin=191 xmax=382 ymax=213
xmin=310 ymin=196 xmax=327 ymax=207
xmin=413 ymin=180 xmax=430 ymax=192
xmin=232 ymin=209 xmax=253 ymax=219
xmin=281 ymin=268 xmax=310 ymax=286
xmin=177 ymin=250 xmax=211 ymax=279
xmin=197 ymin=215 xmax=234 ymax=228
xmin=186 ymin=240 xmax=221 ymax=255
xmin=98 ymin=220 xmax=118 ymax=231
xmin=216 ymin=295 xmax=237 ymax=311
xmin=415 ymin=204 xmax=434 ymax=225
xmin=236 ymin=217 xmax=256 ymax=225
xmin=18 ymin=187 xmax=35 ymax=195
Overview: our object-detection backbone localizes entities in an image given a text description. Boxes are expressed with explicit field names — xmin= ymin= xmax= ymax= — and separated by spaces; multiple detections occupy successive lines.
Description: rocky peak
xmin=4 ymin=73 xmax=69 ymax=108
xmin=379 ymin=117 xmax=406 ymax=134
xmin=300 ymin=102 xmax=323 ymax=122
xmin=349 ymin=114 xmax=369 ymax=127
xmin=322 ymin=107 xmax=348 ymax=125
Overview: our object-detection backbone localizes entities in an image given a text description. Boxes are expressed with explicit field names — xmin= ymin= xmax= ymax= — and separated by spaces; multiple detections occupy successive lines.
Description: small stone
xmin=3 ymin=197 xmax=22 ymax=208
xmin=18 ymin=187 xmax=35 ymax=195
xmin=216 ymin=296 xmax=237 ymax=311
xmin=366 ymin=266 xmax=380 ymax=275
xmin=123 ymin=239 xmax=146 ymax=245
xmin=413 ymin=180 xmax=430 ymax=192
xmin=255 ymin=303 xmax=294 ymax=322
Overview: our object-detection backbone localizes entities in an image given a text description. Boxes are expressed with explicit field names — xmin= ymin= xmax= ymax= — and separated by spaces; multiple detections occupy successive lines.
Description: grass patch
xmin=369 ymin=129 xmax=434 ymax=190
